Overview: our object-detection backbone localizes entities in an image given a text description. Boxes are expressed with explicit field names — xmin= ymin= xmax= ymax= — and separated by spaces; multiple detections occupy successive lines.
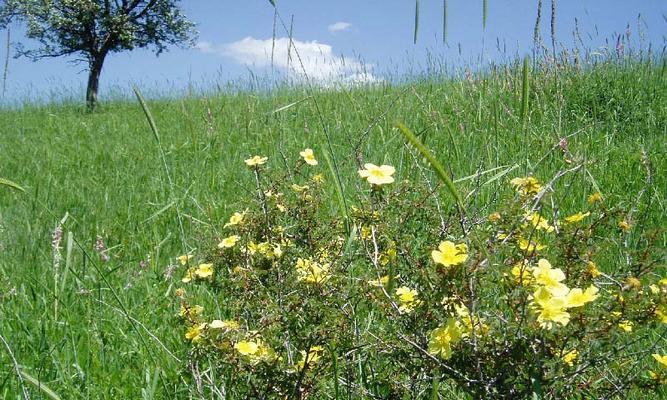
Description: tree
xmin=0 ymin=0 xmax=197 ymax=110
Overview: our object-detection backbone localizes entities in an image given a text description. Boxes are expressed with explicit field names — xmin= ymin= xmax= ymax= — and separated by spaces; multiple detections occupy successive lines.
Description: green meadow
xmin=1 ymin=59 xmax=665 ymax=398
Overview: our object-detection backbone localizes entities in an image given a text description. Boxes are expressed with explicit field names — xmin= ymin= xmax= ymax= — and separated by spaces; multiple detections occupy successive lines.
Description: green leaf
xmin=395 ymin=122 xmax=463 ymax=210
xmin=0 ymin=177 xmax=24 ymax=192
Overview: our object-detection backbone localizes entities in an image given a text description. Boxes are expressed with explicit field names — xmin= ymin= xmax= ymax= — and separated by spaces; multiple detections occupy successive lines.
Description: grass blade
xmin=414 ymin=0 xmax=420 ymax=44
xmin=0 ymin=177 xmax=25 ymax=192
xmin=142 ymin=201 xmax=175 ymax=224
xmin=132 ymin=86 xmax=161 ymax=144
xmin=395 ymin=122 xmax=463 ymax=210
xmin=443 ymin=0 xmax=448 ymax=43
xmin=322 ymin=150 xmax=350 ymax=234
xmin=453 ymin=164 xmax=512 ymax=184
xmin=19 ymin=369 xmax=62 ymax=400
xmin=520 ymin=55 xmax=530 ymax=123
xmin=329 ymin=346 xmax=340 ymax=399
xmin=430 ymin=375 xmax=440 ymax=400
xmin=271 ymin=97 xmax=310 ymax=114
xmin=483 ymin=0 xmax=488 ymax=30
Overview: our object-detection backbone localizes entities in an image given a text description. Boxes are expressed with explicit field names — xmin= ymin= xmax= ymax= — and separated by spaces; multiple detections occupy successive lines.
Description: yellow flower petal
xmin=299 ymin=148 xmax=318 ymax=166
xmin=358 ymin=163 xmax=395 ymax=186
xmin=244 ymin=155 xmax=268 ymax=167
xmin=431 ymin=241 xmax=468 ymax=267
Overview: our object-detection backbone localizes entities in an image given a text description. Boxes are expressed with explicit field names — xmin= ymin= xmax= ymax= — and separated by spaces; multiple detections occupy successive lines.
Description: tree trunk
xmin=86 ymin=54 xmax=105 ymax=111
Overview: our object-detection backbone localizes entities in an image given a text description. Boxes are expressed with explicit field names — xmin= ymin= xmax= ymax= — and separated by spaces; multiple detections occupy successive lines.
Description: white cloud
xmin=197 ymin=36 xmax=379 ymax=86
xmin=328 ymin=22 xmax=352 ymax=34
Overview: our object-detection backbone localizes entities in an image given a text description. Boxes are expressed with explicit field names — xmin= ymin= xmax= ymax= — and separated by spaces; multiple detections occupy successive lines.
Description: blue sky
xmin=1 ymin=0 xmax=665 ymax=102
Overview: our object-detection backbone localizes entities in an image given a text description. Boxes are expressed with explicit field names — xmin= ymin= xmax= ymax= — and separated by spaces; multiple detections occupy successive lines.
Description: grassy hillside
xmin=0 ymin=60 xmax=665 ymax=398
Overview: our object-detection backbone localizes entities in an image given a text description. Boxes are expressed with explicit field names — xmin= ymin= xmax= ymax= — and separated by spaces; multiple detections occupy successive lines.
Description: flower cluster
xmin=529 ymin=258 xmax=599 ymax=329
xmin=295 ymin=257 xmax=331 ymax=284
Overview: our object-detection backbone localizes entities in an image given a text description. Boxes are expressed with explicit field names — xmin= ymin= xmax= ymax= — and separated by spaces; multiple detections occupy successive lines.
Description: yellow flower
xmin=299 ymin=148 xmax=318 ymax=166
xmin=179 ymin=304 xmax=204 ymax=317
xmin=525 ymin=213 xmax=554 ymax=232
xmin=587 ymin=192 xmax=602 ymax=204
xmin=358 ymin=163 xmax=395 ymax=186
xmin=655 ymin=305 xmax=667 ymax=324
xmin=531 ymin=286 xmax=571 ymax=329
xmin=431 ymin=241 xmax=468 ymax=267
xmin=563 ymin=211 xmax=590 ymax=224
xmin=618 ymin=220 xmax=631 ymax=232
xmin=312 ymin=173 xmax=324 ymax=183
xmin=625 ymin=276 xmax=641 ymax=289
xmin=253 ymin=341 xmax=277 ymax=363
xmin=296 ymin=257 xmax=331 ymax=284
xmin=395 ymin=286 xmax=421 ymax=314
xmin=511 ymin=261 xmax=533 ymax=285
xmin=360 ymin=226 xmax=372 ymax=240
xmin=653 ymin=354 xmax=667 ymax=368
xmin=235 ymin=339 xmax=276 ymax=364
xmin=510 ymin=176 xmax=542 ymax=196
xmin=454 ymin=303 xmax=488 ymax=337
xmin=224 ymin=210 xmax=246 ymax=228
xmin=488 ymin=212 xmax=501 ymax=222
xmin=565 ymin=285 xmax=599 ymax=308
xmin=210 ymin=319 xmax=240 ymax=330
xmin=185 ymin=322 xmax=207 ymax=343
xmin=618 ymin=320 xmax=633 ymax=332
xmin=291 ymin=183 xmax=309 ymax=192
xmin=587 ymin=261 xmax=602 ymax=278
xmin=185 ymin=323 xmax=207 ymax=343
xmin=177 ymin=254 xmax=192 ymax=265
xmin=181 ymin=267 xmax=195 ymax=283
xmin=218 ymin=235 xmax=240 ymax=249
xmin=232 ymin=265 xmax=248 ymax=274
xmin=535 ymin=297 xmax=571 ymax=329
xmin=428 ymin=318 xmax=463 ymax=360
xmin=533 ymin=259 xmax=569 ymax=297
xmin=562 ymin=349 xmax=578 ymax=367
xmin=234 ymin=340 xmax=259 ymax=356
xmin=648 ymin=370 xmax=664 ymax=383
xmin=244 ymin=155 xmax=268 ymax=167
xmin=379 ymin=247 xmax=397 ymax=266
xmin=269 ymin=243 xmax=283 ymax=259
xmin=194 ymin=263 xmax=214 ymax=279
xmin=175 ymin=288 xmax=186 ymax=297
xmin=294 ymin=345 xmax=324 ymax=371
xmin=518 ymin=237 xmax=546 ymax=253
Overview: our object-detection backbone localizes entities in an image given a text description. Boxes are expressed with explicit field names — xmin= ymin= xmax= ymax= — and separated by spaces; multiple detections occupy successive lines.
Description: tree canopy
xmin=0 ymin=0 xmax=197 ymax=109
